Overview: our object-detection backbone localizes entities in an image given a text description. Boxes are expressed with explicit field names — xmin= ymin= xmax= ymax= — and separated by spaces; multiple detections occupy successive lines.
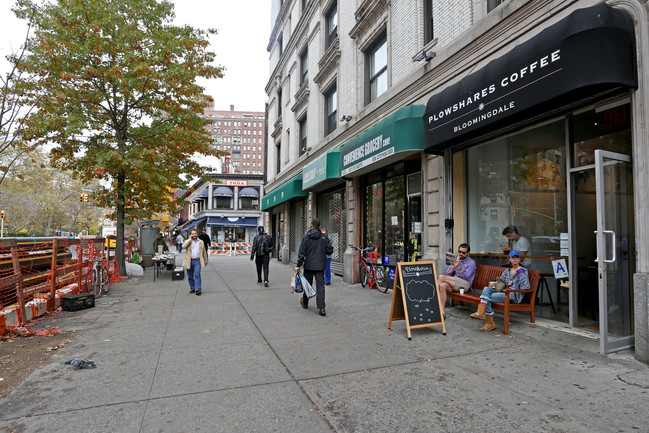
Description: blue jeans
xmin=188 ymin=259 xmax=202 ymax=292
xmin=325 ymin=257 xmax=331 ymax=284
xmin=479 ymin=286 xmax=506 ymax=315
xmin=177 ymin=243 xmax=182 ymax=253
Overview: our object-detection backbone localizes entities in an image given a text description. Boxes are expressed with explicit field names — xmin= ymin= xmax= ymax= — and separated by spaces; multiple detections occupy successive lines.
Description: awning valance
xmin=423 ymin=3 xmax=636 ymax=154
xmin=213 ymin=186 xmax=234 ymax=197
xmin=180 ymin=218 xmax=206 ymax=233
xmin=191 ymin=188 xmax=209 ymax=202
xmin=341 ymin=105 xmax=425 ymax=177
xmin=238 ymin=187 xmax=260 ymax=198
xmin=261 ymin=174 xmax=308 ymax=211
xmin=302 ymin=148 xmax=343 ymax=191
xmin=207 ymin=217 xmax=257 ymax=227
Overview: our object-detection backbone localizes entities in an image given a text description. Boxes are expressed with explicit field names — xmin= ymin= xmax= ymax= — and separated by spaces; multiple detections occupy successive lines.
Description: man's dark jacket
xmin=198 ymin=233 xmax=211 ymax=250
xmin=297 ymin=228 xmax=333 ymax=271
xmin=252 ymin=232 xmax=272 ymax=257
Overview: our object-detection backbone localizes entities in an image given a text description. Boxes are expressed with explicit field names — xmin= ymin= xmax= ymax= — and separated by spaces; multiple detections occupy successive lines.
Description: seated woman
xmin=470 ymin=250 xmax=530 ymax=332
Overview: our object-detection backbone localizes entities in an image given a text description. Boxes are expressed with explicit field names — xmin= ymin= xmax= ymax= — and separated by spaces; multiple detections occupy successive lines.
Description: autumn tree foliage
xmin=14 ymin=0 xmax=226 ymax=275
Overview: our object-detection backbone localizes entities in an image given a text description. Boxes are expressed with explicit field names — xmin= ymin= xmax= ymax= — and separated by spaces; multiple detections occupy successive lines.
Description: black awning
xmin=423 ymin=3 xmax=637 ymax=154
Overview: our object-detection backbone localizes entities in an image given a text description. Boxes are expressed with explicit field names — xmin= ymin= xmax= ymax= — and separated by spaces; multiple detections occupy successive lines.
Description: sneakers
xmin=257 ymin=281 xmax=262 ymax=285
xmin=264 ymin=281 xmax=269 ymax=287
xmin=300 ymin=297 xmax=308 ymax=309
xmin=195 ymin=291 xmax=202 ymax=296
xmin=319 ymin=309 xmax=326 ymax=316
xmin=189 ymin=289 xmax=195 ymax=294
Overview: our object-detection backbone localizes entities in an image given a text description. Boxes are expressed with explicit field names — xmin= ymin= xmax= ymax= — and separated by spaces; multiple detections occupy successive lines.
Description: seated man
xmin=438 ymin=243 xmax=476 ymax=319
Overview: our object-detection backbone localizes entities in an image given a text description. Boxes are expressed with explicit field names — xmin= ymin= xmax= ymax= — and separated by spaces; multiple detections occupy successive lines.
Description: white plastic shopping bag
xmin=298 ymin=272 xmax=316 ymax=298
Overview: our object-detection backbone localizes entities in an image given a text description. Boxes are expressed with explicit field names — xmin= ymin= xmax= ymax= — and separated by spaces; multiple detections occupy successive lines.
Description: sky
xmin=0 ymin=0 xmax=272 ymax=112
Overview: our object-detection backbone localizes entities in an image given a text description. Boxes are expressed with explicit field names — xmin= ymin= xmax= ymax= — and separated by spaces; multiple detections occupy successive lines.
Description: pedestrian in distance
xmin=182 ymin=229 xmax=208 ymax=296
xmin=295 ymin=218 xmax=333 ymax=316
xmin=176 ymin=233 xmax=184 ymax=253
xmin=321 ymin=228 xmax=333 ymax=285
xmin=153 ymin=232 xmax=169 ymax=253
xmin=199 ymin=228 xmax=211 ymax=252
xmin=251 ymin=226 xmax=272 ymax=287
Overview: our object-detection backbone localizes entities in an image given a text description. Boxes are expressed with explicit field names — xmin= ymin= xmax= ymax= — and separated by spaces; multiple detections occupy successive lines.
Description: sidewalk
xmin=1 ymin=255 xmax=647 ymax=432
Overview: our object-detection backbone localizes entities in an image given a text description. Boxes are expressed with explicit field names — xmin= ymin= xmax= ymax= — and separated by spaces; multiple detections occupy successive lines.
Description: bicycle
xmin=351 ymin=246 xmax=387 ymax=293
xmin=85 ymin=256 xmax=110 ymax=298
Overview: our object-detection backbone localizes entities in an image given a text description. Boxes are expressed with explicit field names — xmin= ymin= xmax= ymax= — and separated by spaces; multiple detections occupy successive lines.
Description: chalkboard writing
xmin=388 ymin=261 xmax=446 ymax=339
xmin=401 ymin=263 xmax=441 ymax=326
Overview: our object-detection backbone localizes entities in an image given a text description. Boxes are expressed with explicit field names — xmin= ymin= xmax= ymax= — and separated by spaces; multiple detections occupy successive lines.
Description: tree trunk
xmin=116 ymin=170 xmax=127 ymax=276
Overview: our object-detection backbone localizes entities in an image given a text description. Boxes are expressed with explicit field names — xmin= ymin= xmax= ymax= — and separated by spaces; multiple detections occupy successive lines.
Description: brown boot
xmin=470 ymin=303 xmax=487 ymax=319
xmin=480 ymin=315 xmax=496 ymax=332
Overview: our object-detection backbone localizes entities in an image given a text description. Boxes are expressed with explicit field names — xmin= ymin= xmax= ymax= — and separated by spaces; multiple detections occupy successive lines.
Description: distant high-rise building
xmin=203 ymin=105 xmax=267 ymax=175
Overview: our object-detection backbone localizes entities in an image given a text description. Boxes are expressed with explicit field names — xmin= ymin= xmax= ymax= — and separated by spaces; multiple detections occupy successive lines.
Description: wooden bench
xmin=447 ymin=264 xmax=540 ymax=335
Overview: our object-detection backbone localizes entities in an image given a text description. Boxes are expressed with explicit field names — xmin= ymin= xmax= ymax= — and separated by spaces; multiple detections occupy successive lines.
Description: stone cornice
xmin=291 ymin=81 xmax=310 ymax=113
xmin=349 ymin=0 xmax=390 ymax=40
xmin=313 ymin=38 xmax=340 ymax=87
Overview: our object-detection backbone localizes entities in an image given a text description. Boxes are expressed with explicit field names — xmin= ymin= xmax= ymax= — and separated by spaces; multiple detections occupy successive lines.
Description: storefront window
xmin=464 ymin=119 xmax=567 ymax=267
xmin=289 ymin=199 xmax=308 ymax=262
xmin=384 ymin=176 xmax=405 ymax=263
xmin=364 ymin=163 xmax=408 ymax=264
xmin=365 ymin=180 xmax=383 ymax=252
xmin=317 ymin=188 xmax=346 ymax=263
xmin=572 ymin=102 xmax=631 ymax=167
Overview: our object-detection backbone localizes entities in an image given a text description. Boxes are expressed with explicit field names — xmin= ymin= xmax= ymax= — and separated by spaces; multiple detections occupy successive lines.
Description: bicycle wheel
xmin=374 ymin=266 xmax=388 ymax=293
xmin=85 ymin=269 xmax=102 ymax=299
xmin=360 ymin=263 xmax=368 ymax=287
xmin=99 ymin=266 xmax=110 ymax=295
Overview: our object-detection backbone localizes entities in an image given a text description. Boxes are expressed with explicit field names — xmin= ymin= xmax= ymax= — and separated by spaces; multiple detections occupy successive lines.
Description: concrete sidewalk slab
xmin=1 ymin=255 xmax=647 ymax=433
xmin=141 ymin=383 xmax=332 ymax=433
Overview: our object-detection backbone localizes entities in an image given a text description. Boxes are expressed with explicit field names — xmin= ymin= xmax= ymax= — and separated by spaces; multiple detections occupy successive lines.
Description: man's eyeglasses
xmin=458 ymin=250 xmax=468 ymax=255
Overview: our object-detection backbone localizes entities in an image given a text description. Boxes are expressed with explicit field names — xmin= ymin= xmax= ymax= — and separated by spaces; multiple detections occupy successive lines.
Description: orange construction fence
xmin=210 ymin=242 xmax=252 ymax=255
xmin=0 ymin=237 xmax=125 ymax=335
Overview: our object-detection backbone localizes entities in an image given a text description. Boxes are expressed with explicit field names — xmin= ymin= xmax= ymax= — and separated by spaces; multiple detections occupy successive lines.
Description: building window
xmin=366 ymin=33 xmax=388 ymax=104
xmin=299 ymin=116 xmax=308 ymax=156
xmin=276 ymin=142 xmax=281 ymax=174
xmin=424 ymin=1 xmax=434 ymax=44
xmin=300 ymin=48 xmax=308 ymax=85
xmin=277 ymin=89 xmax=282 ymax=116
xmin=325 ymin=3 xmax=337 ymax=49
xmin=278 ymin=33 xmax=283 ymax=57
xmin=214 ymin=196 xmax=233 ymax=210
xmin=324 ymin=85 xmax=337 ymax=136
xmin=239 ymin=197 xmax=259 ymax=210
xmin=487 ymin=0 xmax=506 ymax=12
xmin=302 ymin=0 xmax=308 ymax=12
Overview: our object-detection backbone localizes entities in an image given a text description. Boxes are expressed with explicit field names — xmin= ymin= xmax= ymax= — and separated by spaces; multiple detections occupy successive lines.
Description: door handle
xmin=603 ymin=230 xmax=616 ymax=263
xmin=593 ymin=230 xmax=616 ymax=263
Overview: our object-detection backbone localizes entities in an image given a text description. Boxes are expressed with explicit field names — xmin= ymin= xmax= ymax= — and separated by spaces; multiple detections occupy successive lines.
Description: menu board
xmin=388 ymin=261 xmax=446 ymax=339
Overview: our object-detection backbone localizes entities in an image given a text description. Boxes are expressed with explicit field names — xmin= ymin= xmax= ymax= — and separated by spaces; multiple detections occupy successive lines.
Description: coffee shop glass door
xmin=569 ymin=101 xmax=634 ymax=353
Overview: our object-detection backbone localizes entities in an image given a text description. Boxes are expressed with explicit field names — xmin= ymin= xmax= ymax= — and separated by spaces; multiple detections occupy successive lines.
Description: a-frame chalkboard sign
xmin=388 ymin=261 xmax=446 ymax=339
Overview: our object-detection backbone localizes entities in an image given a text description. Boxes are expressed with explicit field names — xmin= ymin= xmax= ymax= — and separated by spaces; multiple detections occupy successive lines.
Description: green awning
xmin=302 ymin=148 xmax=343 ymax=191
xmin=261 ymin=174 xmax=308 ymax=210
xmin=341 ymin=105 xmax=425 ymax=177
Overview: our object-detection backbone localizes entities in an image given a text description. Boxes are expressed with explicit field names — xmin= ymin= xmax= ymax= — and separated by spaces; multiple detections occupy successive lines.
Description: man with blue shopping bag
xmin=295 ymin=218 xmax=333 ymax=316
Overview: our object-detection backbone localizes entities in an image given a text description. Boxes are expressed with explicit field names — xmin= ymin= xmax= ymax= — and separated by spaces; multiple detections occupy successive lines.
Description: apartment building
xmin=263 ymin=0 xmax=649 ymax=362
xmin=204 ymin=105 xmax=267 ymax=175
